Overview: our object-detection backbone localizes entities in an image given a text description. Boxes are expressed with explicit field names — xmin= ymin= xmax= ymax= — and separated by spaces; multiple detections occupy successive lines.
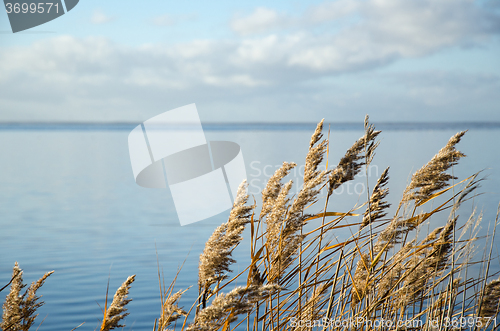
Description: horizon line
xmin=0 ymin=121 xmax=499 ymax=131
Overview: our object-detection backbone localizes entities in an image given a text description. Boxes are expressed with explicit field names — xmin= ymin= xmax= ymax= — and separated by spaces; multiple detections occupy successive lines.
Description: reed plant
xmin=2 ymin=116 xmax=500 ymax=330
xmin=162 ymin=117 xmax=500 ymax=331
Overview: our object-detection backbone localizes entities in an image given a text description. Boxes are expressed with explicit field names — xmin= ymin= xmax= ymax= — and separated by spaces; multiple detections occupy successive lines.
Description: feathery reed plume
xmin=265 ymin=121 xmax=328 ymax=282
xmin=328 ymin=139 xmax=363 ymax=196
xmin=361 ymin=167 xmax=390 ymax=229
xmin=352 ymin=253 xmax=371 ymax=306
xmin=1 ymin=263 xmax=23 ymax=331
xmin=188 ymin=285 xmax=278 ymax=331
xmin=1 ymin=262 xmax=53 ymax=331
xmin=304 ymin=119 xmax=326 ymax=184
xmin=376 ymin=240 xmax=415 ymax=301
xmin=260 ymin=161 xmax=298 ymax=283
xmin=99 ymin=275 xmax=135 ymax=331
xmin=199 ymin=225 xmax=231 ymax=288
xmin=0 ymin=268 xmax=22 ymax=294
xmin=374 ymin=132 xmax=467 ymax=256
xmin=395 ymin=217 xmax=457 ymax=310
xmin=328 ymin=125 xmax=380 ymax=196
xmin=288 ymin=121 xmax=327 ymax=221
xmin=422 ymin=226 xmax=445 ymax=244
xmin=479 ymin=277 xmax=500 ymax=320
xmin=260 ymin=162 xmax=296 ymax=220
xmin=265 ymin=180 xmax=294 ymax=282
xmin=403 ymin=131 xmax=466 ymax=204
xmin=373 ymin=215 xmax=407 ymax=255
xmin=427 ymin=216 xmax=457 ymax=274
xmin=155 ymin=288 xmax=188 ymax=331
xmin=397 ymin=248 xmax=429 ymax=308
xmin=198 ymin=182 xmax=254 ymax=303
xmin=309 ymin=119 xmax=324 ymax=149
xmin=20 ymin=270 xmax=54 ymax=330
xmin=363 ymin=115 xmax=380 ymax=167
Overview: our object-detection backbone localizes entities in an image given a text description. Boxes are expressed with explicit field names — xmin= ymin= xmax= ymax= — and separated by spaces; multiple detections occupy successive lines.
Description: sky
xmin=0 ymin=0 xmax=499 ymax=123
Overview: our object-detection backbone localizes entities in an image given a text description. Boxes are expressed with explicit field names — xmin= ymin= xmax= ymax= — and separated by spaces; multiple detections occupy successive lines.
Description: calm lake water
xmin=1 ymin=124 xmax=499 ymax=330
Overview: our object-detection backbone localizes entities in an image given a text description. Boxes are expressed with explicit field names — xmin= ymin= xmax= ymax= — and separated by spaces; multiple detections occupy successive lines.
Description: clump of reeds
xmin=173 ymin=116 xmax=499 ymax=331
xmin=3 ymin=116 xmax=500 ymax=331
xmin=0 ymin=264 xmax=135 ymax=331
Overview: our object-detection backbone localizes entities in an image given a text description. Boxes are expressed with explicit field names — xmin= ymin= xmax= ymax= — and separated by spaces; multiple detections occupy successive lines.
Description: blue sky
xmin=0 ymin=0 xmax=499 ymax=123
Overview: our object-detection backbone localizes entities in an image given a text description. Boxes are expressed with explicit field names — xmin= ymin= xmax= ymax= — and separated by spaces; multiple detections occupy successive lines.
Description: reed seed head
xmin=199 ymin=181 xmax=254 ymax=290
xmin=403 ymin=131 xmax=466 ymax=204
xmin=362 ymin=167 xmax=390 ymax=229
xmin=100 ymin=275 xmax=135 ymax=331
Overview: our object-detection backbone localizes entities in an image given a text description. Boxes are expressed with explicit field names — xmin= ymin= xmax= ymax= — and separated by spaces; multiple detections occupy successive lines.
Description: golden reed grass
xmin=2 ymin=117 xmax=500 ymax=330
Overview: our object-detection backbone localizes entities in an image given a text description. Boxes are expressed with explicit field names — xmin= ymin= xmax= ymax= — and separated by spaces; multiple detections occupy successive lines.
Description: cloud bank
xmin=1 ymin=0 xmax=499 ymax=122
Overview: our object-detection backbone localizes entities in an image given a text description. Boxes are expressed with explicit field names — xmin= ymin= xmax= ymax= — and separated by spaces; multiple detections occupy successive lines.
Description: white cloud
xmin=90 ymin=9 xmax=114 ymax=24
xmin=225 ymin=0 xmax=500 ymax=73
xmin=231 ymin=7 xmax=287 ymax=36
xmin=305 ymin=0 xmax=360 ymax=24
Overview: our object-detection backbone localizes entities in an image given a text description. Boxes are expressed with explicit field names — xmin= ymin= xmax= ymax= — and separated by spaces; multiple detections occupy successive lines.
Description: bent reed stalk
xmin=2 ymin=117 xmax=500 ymax=331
